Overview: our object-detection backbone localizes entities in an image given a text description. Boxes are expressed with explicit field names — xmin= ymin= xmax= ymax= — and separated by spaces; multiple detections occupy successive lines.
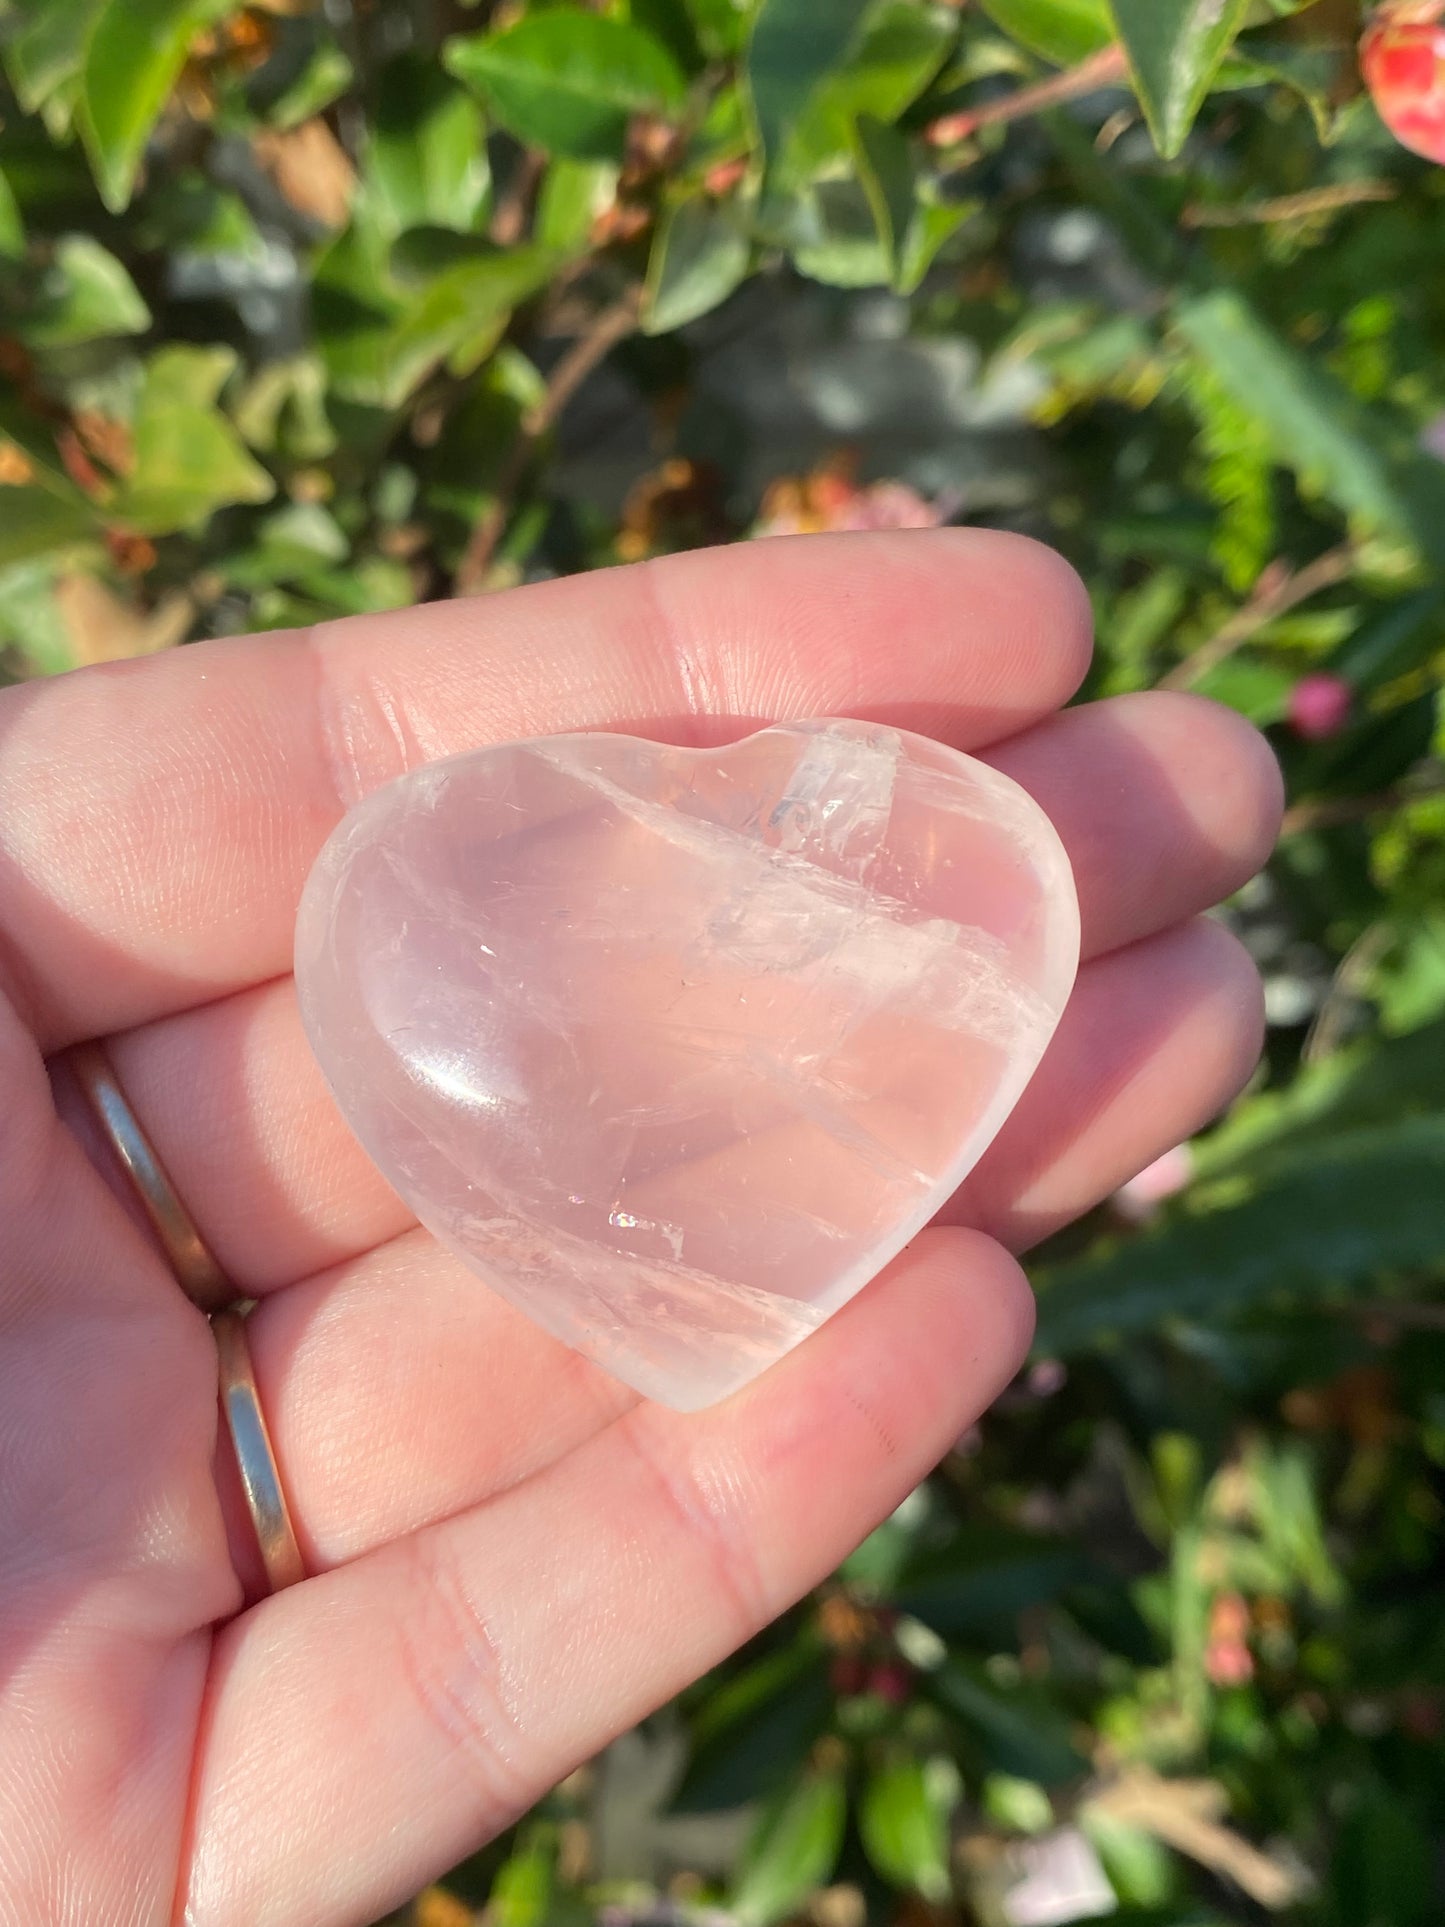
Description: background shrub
xmin=3 ymin=1 xmax=1443 ymax=1921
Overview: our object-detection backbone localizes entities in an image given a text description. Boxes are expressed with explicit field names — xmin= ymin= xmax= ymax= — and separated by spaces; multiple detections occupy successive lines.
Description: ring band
xmin=69 ymin=1042 xmax=305 ymax=1597
xmin=213 ymin=1310 xmax=307 ymax=1593
xmin=69 ymin=1042 xmax=233 ymax=1315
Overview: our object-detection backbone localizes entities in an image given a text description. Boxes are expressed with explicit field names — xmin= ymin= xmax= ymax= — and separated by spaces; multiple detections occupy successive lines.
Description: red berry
xmin=1288 ymin=673 xmax=1353 ymax=741
xmin=1362 ymin=6 xmax=1445 ymax=163
xmin=867 ymin=1661 xmax=914 ymax=1706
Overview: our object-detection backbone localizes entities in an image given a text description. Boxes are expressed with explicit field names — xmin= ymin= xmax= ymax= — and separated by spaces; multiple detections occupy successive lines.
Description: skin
xmin=0 ymin=530 xmax=1282 ymax=1926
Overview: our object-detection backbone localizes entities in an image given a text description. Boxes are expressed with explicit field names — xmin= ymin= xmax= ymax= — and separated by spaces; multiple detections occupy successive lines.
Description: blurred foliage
xmin=3 ymin=0 xmax=1444 ymax=1922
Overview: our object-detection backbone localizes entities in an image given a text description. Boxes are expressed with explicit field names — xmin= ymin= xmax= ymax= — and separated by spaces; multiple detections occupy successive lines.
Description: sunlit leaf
xmin=731 ymin=1765 xmax=847 ymax=1926
xmin=368 ymin=54 xmax=489 ymax=237
xmin=1173 ymin=290 xmax=1432 ymax=554
xmin=850 ymin=115 xmax=912 ymax=289
xmin=22 ymin=233 xmax=149 ymax=345
xmin=445 ymin=10 xmax=685 ymax=160
xmin=642 ymin=191 xmax=750 ymax=335
xmin=0 ymin=167 xmax=24 ymax=257
xmin=859 ymin=1755 xmax=954 ymax=1900
xmin=108 ymin=345 xmax=274 ymax=532
xmin=4 ymin=0 xmax=105 ymax=114
xmin=782 ymin=1 xmax=957 ymax=179
xmin=980 ymin=0 xmax=1113 ymax=65
xmin=266 ymin=44 xmax=353 ymax=131
xmin=78 ymin=0 xmax=229 ymax=210
xmin=0 ymin=485 xmax=99 ymax=568
xmin=1107 ymin=0 xmax=1252 ymax=156
xmin=745 ymin=0 xmax=872 ymax=168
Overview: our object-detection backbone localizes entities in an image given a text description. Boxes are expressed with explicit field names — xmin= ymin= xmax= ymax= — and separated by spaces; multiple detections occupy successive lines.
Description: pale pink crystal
xmin=294 ymin=720 xmax=1079 ymax=1410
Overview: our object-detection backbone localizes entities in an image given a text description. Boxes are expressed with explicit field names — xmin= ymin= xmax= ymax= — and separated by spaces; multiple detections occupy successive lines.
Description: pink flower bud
xmin=1362 ymin=5 xmax=1445 ymax=164
xmin=1288 ymin=673 xmax=1353 ymax=742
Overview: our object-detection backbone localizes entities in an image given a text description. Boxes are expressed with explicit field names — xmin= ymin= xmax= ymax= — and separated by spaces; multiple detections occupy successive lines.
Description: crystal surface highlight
xmin=295 ymin=719 xmax=1080 ymax=1409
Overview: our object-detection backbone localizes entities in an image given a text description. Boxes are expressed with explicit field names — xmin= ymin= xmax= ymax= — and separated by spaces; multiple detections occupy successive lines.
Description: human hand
xmin=0 ymin=532 xmax=1281 ymax=1925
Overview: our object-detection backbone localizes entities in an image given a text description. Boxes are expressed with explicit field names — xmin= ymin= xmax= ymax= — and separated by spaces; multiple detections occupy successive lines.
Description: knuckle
xmin=619 ymin=1415 xmax=771 ymax=1641
xmin=394 ymin=1530 xmax=531 ymax=1827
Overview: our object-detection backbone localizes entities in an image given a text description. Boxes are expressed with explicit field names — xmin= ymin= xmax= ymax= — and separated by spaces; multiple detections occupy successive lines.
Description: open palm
xmin=0 ymin=531 xmax=1281 ymax=1926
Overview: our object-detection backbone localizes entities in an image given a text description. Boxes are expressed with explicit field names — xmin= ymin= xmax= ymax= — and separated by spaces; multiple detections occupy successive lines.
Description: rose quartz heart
xmin=295 ymin=719 xmax=1078 ymax=1410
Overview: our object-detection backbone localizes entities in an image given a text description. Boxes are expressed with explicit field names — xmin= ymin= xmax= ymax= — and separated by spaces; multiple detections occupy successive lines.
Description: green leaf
xmin=685 ymin=0 xmax=756 ymax=61
xmin=489 ymin=1829 xmax=554 ymax=1927
xmin=445 ymin=10 xmax=685 ymax=160
xmin=858 ymin=1756 xmax=954 ymax=1900
xmin=24 ymin=234 xmax=150 ymax=346
xmin=786 ymin=176 xmax=892 ymax=288
xmin=221 ymin=501 xmax=349 ymax=589
xmin=898 ymin=196 xmax=974 ymax=294
xmin=782 ymin=1 xmax=958 ymax=179
xmin=0 ymin=168 xmax=25 ymax=258
xmin=368 ymin=54 xmax=489 ymax=237
xmin=0 ymin=486 xmax=99 ymax=568
xmin=381 ymin=244 xmax=559 ymax=406
xmin=266 ymin=44 xmax=353 ymax=131
xmin=731 ymin=1766 xmax=847 ymax=1927
xmin=1173 ymin=290 xmax=1425 ymax=553
xmin=535 ymin=158 xmax=620 ymax=251
xmin=78 ymin=0 xmax=228 ymax=211
xmin=108 ymin=345 xmax=274 ymax=533
xmin=675 ymin=1644 xmax=833 ymax=1812
xmin=1193 ymin=1020 xmax=1445 ymax=1183
xmin=979 ymin=0 xmax=1113 ymax=65
xmin=1328 ymin=589 xmax=1445 ymax=693
xmin=232 ymin=356 xmax=336 ymax=461
xmin=312 ymin=214 xmax=405 ymax=405
xmin=642 ymin=191 xmax=751 ymax=334
xmin=929 ymin=1662 xmax=1085 ymax=1785
xmin=420 ymin=346 xmax=544 ymax=527
xmin=1333 ymin=1788 xmax=1435 ymax=1927
xmin=746 ymin=0 xmax=872 ymax=168
xmin=0 ymin=558 xmax=81 ymax=674
xmin=630 ymin=0 xmax=707 ymax=75
xmin=4 ymin=0 xmax=105 ymax=114
xmin=1106 ymin=0 xmax=1252 ymax=157
xmin=1214 ymin=34 xmax=1353 ymax=144
xmin=851 ymin=114 xmax=913 ymax=288
xmin=896 ymin=1531 xmax=1091 ymax=1636
xmin=1034 ymin=1115 xmax=1445 ymax=1357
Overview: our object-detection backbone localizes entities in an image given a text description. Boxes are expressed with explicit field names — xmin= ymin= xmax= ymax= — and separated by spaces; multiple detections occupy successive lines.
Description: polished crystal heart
xmin=295 ymin=719 xmax=1079 ymax=1410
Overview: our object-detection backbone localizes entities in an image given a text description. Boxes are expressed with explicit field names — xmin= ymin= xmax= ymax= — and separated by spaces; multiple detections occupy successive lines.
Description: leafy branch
xmin=453 ymin=287 xmax=643 ymax=595
xmin=926 ymin=45 xmax=1129 ymax=148
xmin=1161 ymin=545 xmax=1360 ymax=691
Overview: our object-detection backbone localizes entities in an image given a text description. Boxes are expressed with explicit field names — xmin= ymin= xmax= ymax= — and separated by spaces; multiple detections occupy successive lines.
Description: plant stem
xmin=1282 ymin=769 xmax=1445 ymax=836
xmin=927 ymin=44 xmax=1130 ymax=148
xmin=453 ymin=288 xmax=642 ymax=596
xmin=1181 ymin=181 xmax=1397 ymax=228
xmin=1160 ymin=544 xmax=1359 ymax=691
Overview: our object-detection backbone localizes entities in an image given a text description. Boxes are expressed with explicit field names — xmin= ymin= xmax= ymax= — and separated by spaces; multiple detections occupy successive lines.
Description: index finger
xmin=0 ymin=530 xmax=1090 ymax=1049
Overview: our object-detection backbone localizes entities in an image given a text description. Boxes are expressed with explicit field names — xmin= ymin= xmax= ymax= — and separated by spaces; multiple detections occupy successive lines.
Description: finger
xmin=98 ymin=690 xmax=1276 ymax=1297
xmin=980 ymin=690 xmax=1281 ymax=960
xmin=0 ymin=531 xmax=1091 ymax=1049
xmin=244 ymin=914 xmax=1261 ymax=1570
xmin=182 ymin=1229 xmax=1033 ymax=1927
xmin=944 ymin=915 xmax=1265 ymax=1245
xmin=0 ymin=997 xmax=238 ymax=1924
